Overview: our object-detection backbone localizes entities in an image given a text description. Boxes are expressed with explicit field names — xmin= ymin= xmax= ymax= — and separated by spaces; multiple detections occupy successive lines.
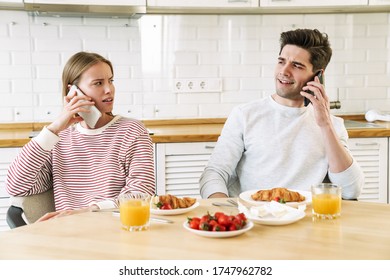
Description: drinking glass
xmin=119 ymin=192 xmax=151 ymax=231
xmin=311 ymin=183 xmax=341 ymax=219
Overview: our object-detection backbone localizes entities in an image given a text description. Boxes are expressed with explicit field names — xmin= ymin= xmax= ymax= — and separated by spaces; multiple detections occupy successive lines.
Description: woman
xmin=6 ymin=52 xmax=155 ymax=221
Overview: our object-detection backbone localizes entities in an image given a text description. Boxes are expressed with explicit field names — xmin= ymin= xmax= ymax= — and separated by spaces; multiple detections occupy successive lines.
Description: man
xmin=199 ymin=29 xmax=364 ymax=199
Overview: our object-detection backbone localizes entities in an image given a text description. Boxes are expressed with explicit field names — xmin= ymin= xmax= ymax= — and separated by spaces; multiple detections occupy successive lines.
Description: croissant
xmin=157 ymin=194 xmax=196 ymax=209
xmin=251 ymin=187 xmax=305 ymax=202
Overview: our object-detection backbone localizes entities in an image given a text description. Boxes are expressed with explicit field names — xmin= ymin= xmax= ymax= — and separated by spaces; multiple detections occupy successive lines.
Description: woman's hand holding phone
xmin=66 ymin=85 xmax=102 ymax=128
xmin=47 ymin=85 xmax=101 ymax=135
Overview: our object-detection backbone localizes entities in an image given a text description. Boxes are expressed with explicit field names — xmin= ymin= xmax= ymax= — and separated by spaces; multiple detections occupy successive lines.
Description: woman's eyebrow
xmin=90 ymin=76 xmax=113 ymax=82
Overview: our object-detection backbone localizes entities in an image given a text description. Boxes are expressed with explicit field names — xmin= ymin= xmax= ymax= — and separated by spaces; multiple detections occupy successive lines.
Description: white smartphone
xmin=67 ymin=85 xmax=102 ymax=128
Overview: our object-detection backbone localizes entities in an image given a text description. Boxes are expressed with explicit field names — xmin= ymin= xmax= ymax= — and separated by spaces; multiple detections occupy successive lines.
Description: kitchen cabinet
xmin=0 ymin=198 xmax=10 ymax=232
xmin=369 ymin=0 xmax=390 ymax=4
xmin=260 ymin=0 xmax=368 ymax=7
xmin=144 ymin=0 xmax=390 ymax=17
xmin=0 ymin=0 xmax=22 ymax=4
xmin=0 ymin=0 xmax=23 ymax=10
xmin=147 ymin=0 xmax=259 ymax=8
xmin=0 ymin=147 xmax=20 ymax=231
xmin=0 ymin=0 xmax=23 ymax=5
xmin=23 ymin=0 xmax=147 ymax=16
xmin=155 ymin=138 xmax=390 ymax=204
xmin=386 ymin=138 xmax=390 ymax=204
xmin=155 ymin=142 xmax=216 ymax=198
xmin=348 ymin=137 xmax=388 ymax=203
xmin=23 ymin=0 xmax=145 ymax=5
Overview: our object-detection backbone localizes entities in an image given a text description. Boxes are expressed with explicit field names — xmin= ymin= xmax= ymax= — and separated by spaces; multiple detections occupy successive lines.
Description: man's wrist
xmin=208 ymin=192 xmax=228 ymax=199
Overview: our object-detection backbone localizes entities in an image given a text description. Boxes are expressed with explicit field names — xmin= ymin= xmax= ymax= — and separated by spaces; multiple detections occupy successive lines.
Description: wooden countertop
xmin=1 ymin=198 xmax=389 ymax=260
xmin=1 ymin=116 xmax=390 ymax=147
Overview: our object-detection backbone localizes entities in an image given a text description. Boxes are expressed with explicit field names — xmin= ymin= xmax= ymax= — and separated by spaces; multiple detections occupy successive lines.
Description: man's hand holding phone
xmin=303 ymin=70 xmax=324 ymax=107
xmin=301 ymin=70 xmax=333 ymax=127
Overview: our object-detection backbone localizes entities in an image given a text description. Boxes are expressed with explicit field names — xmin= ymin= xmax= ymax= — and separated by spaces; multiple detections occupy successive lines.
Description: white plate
xmin=239 ymin=189 xmax=312 ymax=207
xmin=248 ymin=209 xmax=306 ymax=226
xmin=151 ymin=202 xmax=200 ymax=216
xmin=183 ymin=220 xmax=254 ymax=238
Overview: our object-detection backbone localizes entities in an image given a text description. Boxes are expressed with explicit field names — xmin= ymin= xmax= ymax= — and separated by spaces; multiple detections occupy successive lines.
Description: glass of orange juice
xmin=119 ymin=192 xmax=151 ymax=231
xmin=311 ymin=183 xmax=341 ymax=219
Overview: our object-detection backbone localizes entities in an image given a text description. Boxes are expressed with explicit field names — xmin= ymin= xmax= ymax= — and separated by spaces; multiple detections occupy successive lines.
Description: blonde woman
xmin=6 ymin=52 xmax=155 ymax=221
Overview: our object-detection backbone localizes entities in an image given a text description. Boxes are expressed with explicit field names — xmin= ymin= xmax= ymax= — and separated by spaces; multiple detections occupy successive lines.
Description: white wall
xmin=0 ymin=10 xmax=390 ymax=122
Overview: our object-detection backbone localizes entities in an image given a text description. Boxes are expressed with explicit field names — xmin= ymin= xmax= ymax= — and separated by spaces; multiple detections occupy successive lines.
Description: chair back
xmin=7 ymin=189 xmax=55 ymax=228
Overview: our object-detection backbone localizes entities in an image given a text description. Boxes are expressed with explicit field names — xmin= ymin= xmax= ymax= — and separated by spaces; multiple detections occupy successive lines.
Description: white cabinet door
xmin=155 ymin=139 xmax=390 ymax=203
xmin=24 ymin=0 xmax=145 ymax=5
xmin=148 ymin=0 xmax=259 ymax=8
xmin=369 ymin=0 xmax=390 ymax=4
xmin=155 ymin=142 xmax=216 ymax=198
xmin=0 ymin=148 xmax=20 ymax=198
xmin=0 ymin=198 xmax=11 ymax=232
xmin=0 ymin=0 xmax=23 ymax=4
xmin=260 ymin=0 xmax=368 ymax=7
xmin=0 ymin=147 xmax=21 ymax=231
xmin=348 ymin=138 xmax=388 ymax=203
xmin=0 ymin=0 xmax=23 ymax=9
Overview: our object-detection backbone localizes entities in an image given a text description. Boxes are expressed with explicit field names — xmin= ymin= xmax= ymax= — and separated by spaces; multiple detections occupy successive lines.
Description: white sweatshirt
xmin=200 ymin=96 xmax=364 ymax=199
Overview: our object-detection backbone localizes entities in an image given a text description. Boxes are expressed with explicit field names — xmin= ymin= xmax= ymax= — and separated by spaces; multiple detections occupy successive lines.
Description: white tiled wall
xmin=1 ymin=10 xmax=390 ymax=122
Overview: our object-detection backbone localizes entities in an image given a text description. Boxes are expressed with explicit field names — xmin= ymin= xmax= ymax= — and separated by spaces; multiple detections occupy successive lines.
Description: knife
xmin=93 ymin=208 xmax=174 ymax=224
xmin=150 ymin=217 xmax=174 ymax=224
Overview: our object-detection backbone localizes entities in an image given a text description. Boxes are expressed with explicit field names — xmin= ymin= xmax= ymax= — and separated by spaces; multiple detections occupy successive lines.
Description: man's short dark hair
xmin=279 ymin=29 xmax=332 ymax=72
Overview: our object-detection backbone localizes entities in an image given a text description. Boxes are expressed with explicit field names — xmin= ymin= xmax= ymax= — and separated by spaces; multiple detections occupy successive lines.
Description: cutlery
xmin=227 ymin=199 xmax=238 ymax=206
xmin=92 ymin=208 xmax=174 ymax=223
xmin=92 ymin=208 xmax=119 ymax=212
xmin=150 ymin=217 xmax=174 ymax=224
xmin=212 ymin=202 xmax=236 ymax=207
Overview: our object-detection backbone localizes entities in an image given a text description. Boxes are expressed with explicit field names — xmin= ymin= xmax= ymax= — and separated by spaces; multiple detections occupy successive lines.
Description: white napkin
xmin=239 ymin=201 xmax=306 ymax=219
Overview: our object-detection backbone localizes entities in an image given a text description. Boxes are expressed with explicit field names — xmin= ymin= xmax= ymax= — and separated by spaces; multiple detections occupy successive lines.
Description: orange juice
xmin=311 ymin=183 xmax=342 ymax=219
xmin=120 ymin=199 xmax=150 ymax=228
xmin=119 ymin=192 xmax=151 ymax=232
xmin=119 ymin=200 xmax=150 ymax=226
xmin=312 ymin=193 xmax=341 ymax=215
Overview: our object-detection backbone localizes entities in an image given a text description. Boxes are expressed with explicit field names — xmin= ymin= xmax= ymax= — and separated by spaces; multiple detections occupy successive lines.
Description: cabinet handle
xmin=354 ymin=142 xmax=379 ymax=146
xmin=205 ymin=145 xmax=216 ymax=149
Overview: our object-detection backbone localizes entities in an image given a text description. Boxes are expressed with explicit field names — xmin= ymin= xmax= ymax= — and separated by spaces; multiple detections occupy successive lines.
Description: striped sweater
xmin=6 ymin=116 xmax=155 ymax=210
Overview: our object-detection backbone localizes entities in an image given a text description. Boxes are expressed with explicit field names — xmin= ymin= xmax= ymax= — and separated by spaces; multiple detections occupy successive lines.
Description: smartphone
xmin=304 ymin=70 xmax=324 ymax=107
xmin=67 ymin=85 xmax=102 ymax=128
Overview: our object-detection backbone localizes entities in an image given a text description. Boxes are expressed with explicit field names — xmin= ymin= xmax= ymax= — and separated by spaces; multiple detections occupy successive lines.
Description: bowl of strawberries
xmin=183 ymin=211 xmax=253 ymax=238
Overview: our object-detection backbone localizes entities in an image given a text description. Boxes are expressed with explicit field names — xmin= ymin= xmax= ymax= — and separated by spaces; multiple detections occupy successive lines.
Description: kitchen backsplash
xmin=0 ymin=10 xmax=390 ymax=122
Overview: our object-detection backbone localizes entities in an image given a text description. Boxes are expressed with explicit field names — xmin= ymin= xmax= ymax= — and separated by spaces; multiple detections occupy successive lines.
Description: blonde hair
xmin=61 ymin=52 xmax=114 ymax=97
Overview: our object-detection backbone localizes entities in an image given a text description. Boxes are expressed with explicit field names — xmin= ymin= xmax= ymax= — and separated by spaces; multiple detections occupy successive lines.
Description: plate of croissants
xmin=151 ymin=194 xmax=199 ymax=215
xmin=239 ymin=187 xmax=312 ymax=207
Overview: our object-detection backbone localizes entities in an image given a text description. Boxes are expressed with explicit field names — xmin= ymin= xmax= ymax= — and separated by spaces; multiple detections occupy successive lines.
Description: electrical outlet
xmin=173 ymin=78 xmax=222 ymax=93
